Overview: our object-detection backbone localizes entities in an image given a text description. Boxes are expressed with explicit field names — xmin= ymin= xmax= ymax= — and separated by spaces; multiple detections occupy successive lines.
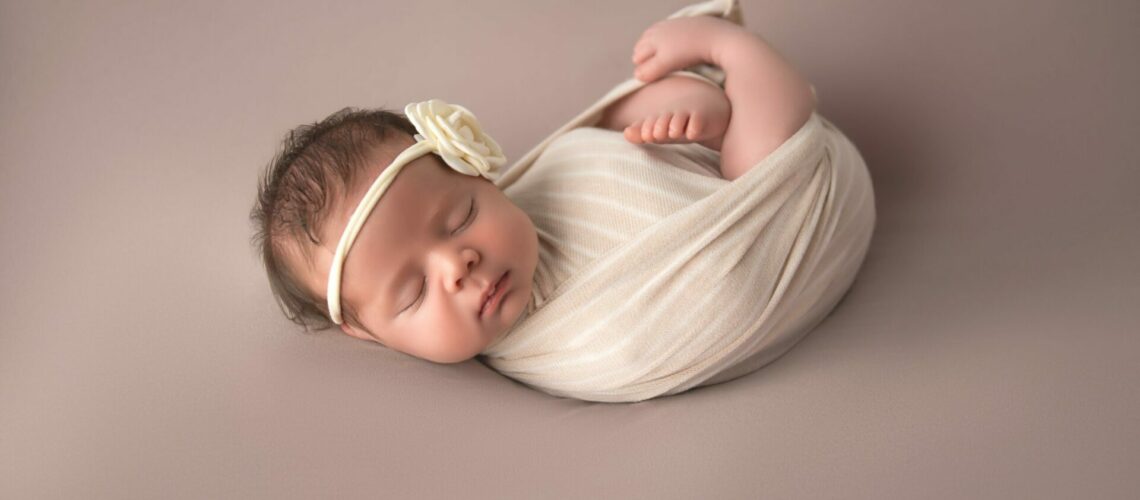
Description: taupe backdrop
xmin=2 ymin=0 xmax=1138 ymax=498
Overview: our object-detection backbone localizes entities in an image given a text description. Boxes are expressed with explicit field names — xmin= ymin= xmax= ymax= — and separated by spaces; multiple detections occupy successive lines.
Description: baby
xmin=250 ymin=16 xmax=816 ymax=365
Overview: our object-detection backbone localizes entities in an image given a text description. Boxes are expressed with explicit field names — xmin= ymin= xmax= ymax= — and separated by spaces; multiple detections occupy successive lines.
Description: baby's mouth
xmin=479 ymin=271 xmax=509 ymax=318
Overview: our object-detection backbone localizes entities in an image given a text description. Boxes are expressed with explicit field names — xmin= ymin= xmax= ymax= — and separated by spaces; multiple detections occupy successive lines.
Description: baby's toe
xmin=652 ymin=113 xmax=673 ymax=142
xmin=640 ymin=117 xmax=657 ymax=143
xmin=668 ymin=112 xmax=690 ymax=140
xmin=686 ymin=113 xmax=704 ymax=141
xmin=625 ymin=120 xmax=644 ymax=143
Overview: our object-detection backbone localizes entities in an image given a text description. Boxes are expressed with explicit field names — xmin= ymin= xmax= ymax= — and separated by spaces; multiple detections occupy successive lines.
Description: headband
xmin=327 ymin=99 xmax=506 ymax=325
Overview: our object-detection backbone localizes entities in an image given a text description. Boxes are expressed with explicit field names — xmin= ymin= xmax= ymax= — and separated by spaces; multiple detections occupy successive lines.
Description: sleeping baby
xmin=250 ymin=0 xmax=875 ymax=402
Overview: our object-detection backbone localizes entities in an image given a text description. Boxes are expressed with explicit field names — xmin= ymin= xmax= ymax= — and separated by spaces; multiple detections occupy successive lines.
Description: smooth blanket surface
xmin=478 ymin=0 xmax=876 ymax=402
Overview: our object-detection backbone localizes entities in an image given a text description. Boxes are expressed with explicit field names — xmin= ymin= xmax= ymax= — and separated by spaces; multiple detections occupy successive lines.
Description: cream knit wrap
xmin=477 ymin=0 xmax=876 ymax=402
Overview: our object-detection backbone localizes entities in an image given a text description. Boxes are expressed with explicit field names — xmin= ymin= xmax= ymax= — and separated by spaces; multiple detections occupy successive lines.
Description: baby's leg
xmin=598 ymin=74 xmax=730 ymax=152
xmin=629 ymin=17 xmax=816 ymax=180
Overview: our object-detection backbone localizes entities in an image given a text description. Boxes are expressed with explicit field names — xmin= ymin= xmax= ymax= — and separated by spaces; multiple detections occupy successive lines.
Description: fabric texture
xmin=477 ymin=0 xmax=876 ymax=402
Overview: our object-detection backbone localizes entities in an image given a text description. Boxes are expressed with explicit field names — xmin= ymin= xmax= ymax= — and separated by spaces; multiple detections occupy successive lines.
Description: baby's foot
xmin=623 ymin=76 xmax=730 ymax=151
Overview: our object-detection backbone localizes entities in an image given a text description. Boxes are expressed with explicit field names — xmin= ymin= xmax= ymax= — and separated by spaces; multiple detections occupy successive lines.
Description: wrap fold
xmin=478 ymin=0 xmax=875 ymax=402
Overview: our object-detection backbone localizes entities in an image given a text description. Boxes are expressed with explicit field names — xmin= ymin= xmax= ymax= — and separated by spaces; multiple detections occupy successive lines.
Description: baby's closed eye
xmin=401 ymin=196 xmax=479 ymax=316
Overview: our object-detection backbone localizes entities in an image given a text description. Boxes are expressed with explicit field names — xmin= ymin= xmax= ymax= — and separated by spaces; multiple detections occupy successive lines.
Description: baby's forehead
xmin=341 ymin=153 xmax=470 ymax=239
xmin=301 ymin=151 xmax=447 ymax=248
xmin=355 ymin=141 xmax=449 ymax=189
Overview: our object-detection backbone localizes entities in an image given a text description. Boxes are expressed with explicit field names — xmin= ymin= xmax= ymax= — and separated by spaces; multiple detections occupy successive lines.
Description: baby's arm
xmin=629 ymin=17 xmax=816 ymax=180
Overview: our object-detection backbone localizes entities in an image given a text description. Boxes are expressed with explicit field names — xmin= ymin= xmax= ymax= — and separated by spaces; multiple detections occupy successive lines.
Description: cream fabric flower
xmin=404 ymin=99 xmax=506 ymax=180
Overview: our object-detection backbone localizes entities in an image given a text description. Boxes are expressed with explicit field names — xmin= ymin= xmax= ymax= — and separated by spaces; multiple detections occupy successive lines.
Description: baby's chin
xmin=482 ymin=284 xmax=533 ymax=354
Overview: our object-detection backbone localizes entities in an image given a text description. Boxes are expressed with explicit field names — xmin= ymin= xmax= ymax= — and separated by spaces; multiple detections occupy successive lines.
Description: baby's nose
xmin=440 ymin=248 xmax=480 ymax=293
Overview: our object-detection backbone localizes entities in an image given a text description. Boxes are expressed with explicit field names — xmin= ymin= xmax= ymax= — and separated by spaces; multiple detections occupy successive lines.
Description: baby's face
xmin=297 ymin=139 xmax=538 ymax=363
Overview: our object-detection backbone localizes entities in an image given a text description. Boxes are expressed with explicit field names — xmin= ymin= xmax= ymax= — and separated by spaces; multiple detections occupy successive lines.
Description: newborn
xmin=251 ymin=3 xmax=873 ymax=401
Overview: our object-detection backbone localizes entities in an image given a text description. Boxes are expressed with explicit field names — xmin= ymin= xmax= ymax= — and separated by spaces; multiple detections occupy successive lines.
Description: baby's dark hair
xmin=250 ymin=107 xmax=417 ymax=333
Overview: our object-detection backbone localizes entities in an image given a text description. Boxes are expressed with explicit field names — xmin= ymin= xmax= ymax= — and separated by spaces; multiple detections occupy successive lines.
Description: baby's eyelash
xmin=400 ymin=278 xmax=426 ymax=314
xmin=414 ymin=279 xmax=427 ymax=308
xmin=453 ymin=198 xmax=477 ymax=235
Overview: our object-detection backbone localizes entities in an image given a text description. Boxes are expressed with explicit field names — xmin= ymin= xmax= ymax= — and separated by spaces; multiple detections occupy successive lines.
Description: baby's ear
xmin=339 ymin=319 xmax=388 ymax=346
xmin=339 ymin=322 xmax=370 ymax=341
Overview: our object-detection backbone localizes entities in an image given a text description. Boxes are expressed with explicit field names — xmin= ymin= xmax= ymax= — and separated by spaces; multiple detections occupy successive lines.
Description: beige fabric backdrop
xmin=2 ymin=0 xmax=1138 ymax=498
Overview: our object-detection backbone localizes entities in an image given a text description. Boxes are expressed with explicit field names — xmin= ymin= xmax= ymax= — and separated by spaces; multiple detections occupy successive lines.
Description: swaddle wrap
xmin=477 ymin=0 xmax=876 ymax=403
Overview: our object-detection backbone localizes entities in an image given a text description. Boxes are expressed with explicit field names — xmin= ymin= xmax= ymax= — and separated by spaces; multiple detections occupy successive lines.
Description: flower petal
xmin=439 ymin=151 xmax=476 ymax=176
xmin=459 ymin=125 xmax=474 ymax=142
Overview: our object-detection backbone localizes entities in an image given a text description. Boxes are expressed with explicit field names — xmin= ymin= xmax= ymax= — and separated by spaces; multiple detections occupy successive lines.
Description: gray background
xmin=2 ymin=0 xmax=1138 ymax=498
